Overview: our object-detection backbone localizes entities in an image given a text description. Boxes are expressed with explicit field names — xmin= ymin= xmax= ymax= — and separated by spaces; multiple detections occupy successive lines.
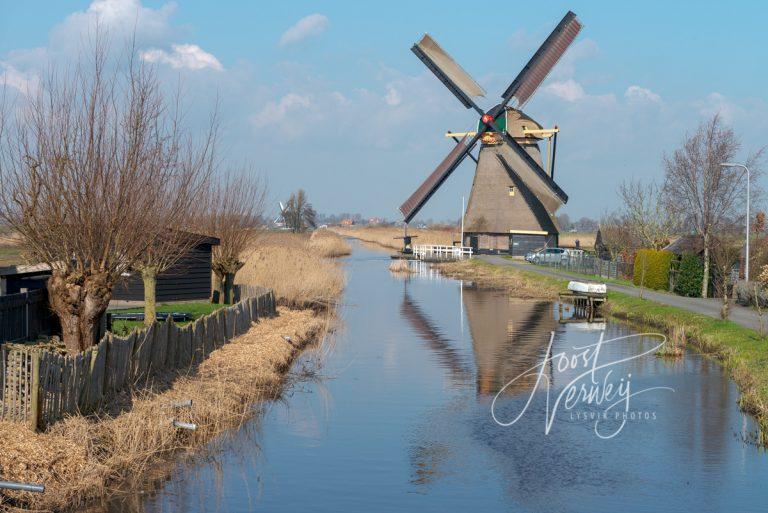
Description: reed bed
xmin=237 ymin=232 xmax=346 ymax=309
xmin=307 ymin=229 xmax=352 ymax=258
xmin=388 ymin=259 xmax=416 ymax=274
xmin=0 ymin=308 xmax=328 ymax=511
xmin=329 ymin=226 xmax=456 ymax=250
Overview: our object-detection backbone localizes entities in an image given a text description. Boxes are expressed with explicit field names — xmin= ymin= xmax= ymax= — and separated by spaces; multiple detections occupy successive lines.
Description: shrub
xmin=674 ymin=252 xmax=704 ymax=297
xmin=734 ymin=280 xmax=768 ymax=307
xmin=633 ymin=249 xmax=673 ymax=291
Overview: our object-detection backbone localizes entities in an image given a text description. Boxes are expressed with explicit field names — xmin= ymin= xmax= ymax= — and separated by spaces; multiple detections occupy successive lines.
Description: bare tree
xmin=618 ymin=179 xmax=677 ymax=249
xmin=598 ymin=211 xmax=634 ymax=260
xmin=132 ymin=116 xmax=217 ymax=325
xmin=0 ymin=41 xmax=215 ymax=351
xmin=200 ymin=168 xmax=265 ymax=304
xmin=663 ymin=114 xmax=763 ymax=298
xmin=283 ymin=189 xmax=317 ymax=233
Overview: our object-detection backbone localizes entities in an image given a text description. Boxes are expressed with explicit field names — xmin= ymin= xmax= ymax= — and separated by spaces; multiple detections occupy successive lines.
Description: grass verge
xmin=329 ymin=226 xmax=456 ymax=251
xmin=435 ymin=259 xmax=563 ymax=299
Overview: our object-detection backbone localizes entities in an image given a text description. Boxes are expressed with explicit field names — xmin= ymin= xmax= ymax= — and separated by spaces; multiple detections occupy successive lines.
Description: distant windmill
xmin=399 ymin=11 xmax=582 ymax=256
xmin=273 ymin=202 xmax=287 ymax=229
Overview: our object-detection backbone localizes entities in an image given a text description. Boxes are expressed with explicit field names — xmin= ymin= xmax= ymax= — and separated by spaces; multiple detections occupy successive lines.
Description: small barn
xmin=112 ymin=233 xmax=220 ymax=302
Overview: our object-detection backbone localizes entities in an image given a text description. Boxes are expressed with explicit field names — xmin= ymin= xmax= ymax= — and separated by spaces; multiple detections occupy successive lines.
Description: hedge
xmin=674 ymin=252 xmax=704 ymax=297
xmin=633 ymin=249 xmax=673 ymax=291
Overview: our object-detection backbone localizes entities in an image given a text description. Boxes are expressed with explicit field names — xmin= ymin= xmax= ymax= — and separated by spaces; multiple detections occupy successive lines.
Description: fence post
xmin=28 ymin=351 xmax=40 ymax=431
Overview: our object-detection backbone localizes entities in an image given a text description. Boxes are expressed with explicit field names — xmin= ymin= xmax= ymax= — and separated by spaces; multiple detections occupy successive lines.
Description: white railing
xmin=413 ymin=244 xmax=473 ymax=260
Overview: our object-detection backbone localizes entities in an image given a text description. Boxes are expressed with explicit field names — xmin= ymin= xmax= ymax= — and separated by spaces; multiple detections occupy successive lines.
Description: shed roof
xmin=664 ymin=235 xmax=703 ymax=255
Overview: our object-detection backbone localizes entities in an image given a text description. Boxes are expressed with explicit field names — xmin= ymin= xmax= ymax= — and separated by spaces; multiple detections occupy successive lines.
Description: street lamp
xmin=721 ymin=162 xmax=751 ymax=281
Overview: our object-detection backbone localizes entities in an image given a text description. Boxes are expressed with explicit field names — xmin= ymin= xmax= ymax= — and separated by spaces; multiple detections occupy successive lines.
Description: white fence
xmin=413 ymin=245 xmax=473 ymax=261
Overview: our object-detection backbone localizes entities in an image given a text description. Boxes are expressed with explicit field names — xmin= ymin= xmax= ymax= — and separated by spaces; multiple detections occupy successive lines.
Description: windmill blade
xmin=412 ymin=34 xmax=486 ymax=111
xmin=400 ymin=134 xmax=481 ymax=222
xmin=502 ymin=11 xmax=582 ymax=108
xmin=498 ymin=130 xmax=568 ymax=207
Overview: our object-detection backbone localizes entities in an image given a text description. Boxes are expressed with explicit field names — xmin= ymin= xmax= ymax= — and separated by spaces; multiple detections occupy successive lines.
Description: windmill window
xmin=508 ymin=186 xmax=516 ymax=196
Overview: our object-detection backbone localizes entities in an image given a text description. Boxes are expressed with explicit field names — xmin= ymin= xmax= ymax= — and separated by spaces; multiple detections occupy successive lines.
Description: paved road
xmin=480 ymin=255 xmax=764 ymax=332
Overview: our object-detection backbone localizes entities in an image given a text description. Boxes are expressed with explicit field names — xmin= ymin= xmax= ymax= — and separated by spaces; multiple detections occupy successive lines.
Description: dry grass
xmin=388 ymin=259 xmax=416 ymax=274
xmin=435 ymin=259 xmax=562 ymax=299
xmin=0 ymin=308 xmax=328 ymax=511
xmin=307 ymin=229 xmax=352 ymax=258
xmin=237 ymin=231 xmax=346 ymax=309
xmin=329 ymin=226 xmax=456 ymax=251
xmin=559 ymin=231 xmax=596 ymax=249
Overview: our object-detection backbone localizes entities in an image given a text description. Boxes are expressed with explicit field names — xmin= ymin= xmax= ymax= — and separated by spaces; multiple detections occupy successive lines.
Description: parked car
xmin=530 ymin=247 xmax=570 ymax=264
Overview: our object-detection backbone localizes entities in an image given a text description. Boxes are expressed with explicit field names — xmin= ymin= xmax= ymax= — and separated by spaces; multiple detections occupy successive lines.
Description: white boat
xmin=567 ymin=280 xmax=607 ymax=295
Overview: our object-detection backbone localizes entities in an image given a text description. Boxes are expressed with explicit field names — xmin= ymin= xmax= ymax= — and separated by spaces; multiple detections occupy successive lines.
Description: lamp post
xmin=721 ymin=162 xmax=751 ymax=281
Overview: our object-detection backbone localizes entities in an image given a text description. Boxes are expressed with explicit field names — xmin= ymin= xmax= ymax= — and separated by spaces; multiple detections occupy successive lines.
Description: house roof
xmin=664 ymin=235 xmax=703 ymax=255
xmin=0 ymin=263 xmax=52 ymax=278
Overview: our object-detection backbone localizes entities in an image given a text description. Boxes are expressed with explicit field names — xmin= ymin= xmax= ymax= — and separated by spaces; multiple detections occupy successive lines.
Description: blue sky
xmin=2 ymin=1 xmax=767 ymax=222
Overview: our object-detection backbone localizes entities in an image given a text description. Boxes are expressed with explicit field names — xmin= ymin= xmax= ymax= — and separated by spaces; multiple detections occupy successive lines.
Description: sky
xmin=1 ymin=0 xmax=767 ymax=223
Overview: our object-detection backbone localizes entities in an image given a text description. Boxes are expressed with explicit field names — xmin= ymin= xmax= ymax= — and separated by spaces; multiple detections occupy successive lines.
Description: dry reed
xmin=0 ymin=308 xmax=328 ymax=511
xmin=329 ymin=226 xmax=456 ymax=250
xmin=307 ymin=229 xmax=352 ymax=258
xmin=388 ymin=259 xmax=416 ymax=274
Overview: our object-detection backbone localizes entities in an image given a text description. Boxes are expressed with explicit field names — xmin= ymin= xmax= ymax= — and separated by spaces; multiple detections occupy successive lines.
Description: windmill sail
xmin=399 ymin=134 xmax=480 ymax=223
xmin=412 ymin=34 xmax=486 ymax=109
xmin=502 ymin=11 xmax=582 ymax=108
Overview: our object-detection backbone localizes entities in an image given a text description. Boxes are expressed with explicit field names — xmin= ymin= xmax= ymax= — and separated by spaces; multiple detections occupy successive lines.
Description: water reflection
xmin=97 ymin=243 xmax=768 ymax=513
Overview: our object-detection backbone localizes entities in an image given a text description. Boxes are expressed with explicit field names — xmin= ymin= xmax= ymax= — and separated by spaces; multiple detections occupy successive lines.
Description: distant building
xmin=368 ymin=217 xmax=384 ymax=225
xmin=340 ymin=218 xmax=355 ymax=226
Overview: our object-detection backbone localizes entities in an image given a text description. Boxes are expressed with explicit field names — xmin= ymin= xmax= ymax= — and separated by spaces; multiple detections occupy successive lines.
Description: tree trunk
xmin=47 ymin=270 xmax=112 ymax=353
xmin=222 ymin=272 xmax=236 ymax=304
xmin=212 ymin=272 xmax=223 ymax=304
xmin=701 ymin=234 xmax=710 ymax=299
xmin=142 ymin=267 xmax=158 ymax=327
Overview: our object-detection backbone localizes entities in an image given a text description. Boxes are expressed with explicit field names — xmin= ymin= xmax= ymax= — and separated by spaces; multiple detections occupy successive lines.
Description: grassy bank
xmin=604 ymin=292 xmax=768 ymax=442
xmin=329 ymin=225 xmax=456 ymax=251
xmin=439 ymin=258 xmax=768 ymax=443
xmin=0 ymin=230 xmax=346 ymax=511
xmin=436 ymin=259 xmax=562 ymax=299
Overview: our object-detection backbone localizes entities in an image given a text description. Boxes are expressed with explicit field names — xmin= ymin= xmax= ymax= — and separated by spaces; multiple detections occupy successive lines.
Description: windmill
xmin=399 ymin=11 xmax=582 ymax=256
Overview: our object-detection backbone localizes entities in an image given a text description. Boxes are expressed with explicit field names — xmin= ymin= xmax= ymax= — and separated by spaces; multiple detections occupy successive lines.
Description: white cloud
xmin=52 ymin=0 xmax=178 ymax=49
xmin=251 ymin=93 xmax=312 ymax=128
xmin=549 ymin=38 xmax=599 ymax=80
xmin=140 ymin=44 xmax=222 ymax=71
xmin=696 ymin=92 xmax=742 ymax=124
xmin=543 ymin=79 xmax=586 ymax=102
xmin=625 ymin=85 xmax=661 ymax=103
xmin=384 ymin=85 xmax=402 ymax=106
xmin=0 ymin=63 xmax=39 ymax=95
xmin=279 ymin=14 xmax=329 ymax=46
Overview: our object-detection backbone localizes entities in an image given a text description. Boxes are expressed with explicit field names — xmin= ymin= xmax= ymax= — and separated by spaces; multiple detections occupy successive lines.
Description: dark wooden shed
xmin=112 ymin=233 xmax=220 ymax=302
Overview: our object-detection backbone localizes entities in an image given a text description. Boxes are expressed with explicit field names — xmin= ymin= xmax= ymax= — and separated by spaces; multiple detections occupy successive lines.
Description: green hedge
xmin=633 ymin=249 xmax=673 ymax=291
xmin=674 ymin=252 xmax=704 ymax=297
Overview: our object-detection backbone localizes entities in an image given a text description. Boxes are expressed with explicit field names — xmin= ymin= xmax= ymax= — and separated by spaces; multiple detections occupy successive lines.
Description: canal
xmin=133 ymin=242 xmax=768 ymax=512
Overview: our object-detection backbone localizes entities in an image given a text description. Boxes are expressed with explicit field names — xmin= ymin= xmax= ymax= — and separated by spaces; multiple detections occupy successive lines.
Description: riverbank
xmin=441 ymin=257 xmax=768 ymax=444
xmin=0 ymin=231 xmax=346 ymax=511
xmin=435 ymin=259 xmax=561 ymax=299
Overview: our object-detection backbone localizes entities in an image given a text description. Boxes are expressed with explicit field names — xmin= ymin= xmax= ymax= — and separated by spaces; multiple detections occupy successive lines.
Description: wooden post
xmin=28 ymin=351 xmax=40 ymax=431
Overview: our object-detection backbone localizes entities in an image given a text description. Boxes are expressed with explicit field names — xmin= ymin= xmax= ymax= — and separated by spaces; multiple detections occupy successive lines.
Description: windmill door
xmin=469 ymin=235 xmax=478 ymax=253
xmin=509 ymin=234 xmax=551 ymax=257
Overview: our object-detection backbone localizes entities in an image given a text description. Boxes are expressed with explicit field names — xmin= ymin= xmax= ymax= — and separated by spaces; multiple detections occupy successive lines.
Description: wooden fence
xmin=0 ymin=287 xmax=276 ymax=429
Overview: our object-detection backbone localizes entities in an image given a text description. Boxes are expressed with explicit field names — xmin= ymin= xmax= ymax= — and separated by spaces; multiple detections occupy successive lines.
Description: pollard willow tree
xmin=663 ymin=114 xmax=762 ymax=298
xmin=200 ymin=169 xmax=265 ymax=304
xmin=0 ymin=44 xmax=216 ymax=351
